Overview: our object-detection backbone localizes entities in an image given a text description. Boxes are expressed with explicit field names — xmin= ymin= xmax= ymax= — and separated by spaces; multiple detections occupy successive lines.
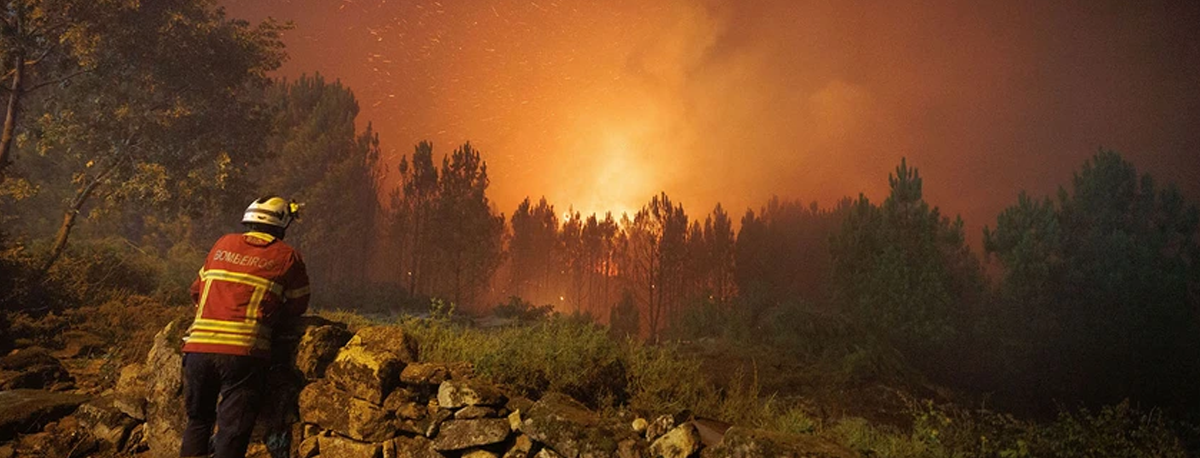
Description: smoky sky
xmin=223 ymin=0 xmax=1200 ymax=243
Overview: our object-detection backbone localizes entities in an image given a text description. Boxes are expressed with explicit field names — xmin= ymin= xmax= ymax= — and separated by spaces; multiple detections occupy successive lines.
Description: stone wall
xmin=88 ymin=318 xmax=859 ymax=458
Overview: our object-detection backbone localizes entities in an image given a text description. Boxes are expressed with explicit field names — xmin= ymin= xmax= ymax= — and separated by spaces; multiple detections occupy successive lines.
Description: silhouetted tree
xmin=427 ymin=142 xmax=504 ymax=307
xmin=984 ymin=149 xmax=1200 ymax=409
xmin=391 ymin=141 xmax=439 ymax=296
xmin=508 ymin=197 xmax=559 ymax=301
xmin=830 ymin=158 xmax=982 ymax=367
xmin=258 ymin=75 xmax=382 ymax=298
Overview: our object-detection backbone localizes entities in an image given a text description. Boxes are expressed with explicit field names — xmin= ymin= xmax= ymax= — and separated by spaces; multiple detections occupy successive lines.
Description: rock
xmin=699 ymin=427 xmax=860 ymax=458
xmin=456 ymin=405 xmax=498 ymax=419
xmin=438 ymin=379 xmax=507 ymax=409
xmin=0 ymin=389 xmax=89 ymax=441
xmin=424 ymin=408 xmax=454 ymax=437
xmin=648 ymin=424 xmax=700 ymax=458
xmin=294 ymin=324 xmax=353 ymax=380
xmin=143 ymin=318 xmax=188 ymax=458
xmin=53 ymin=330 xmax=107 ymax=359
xmin=618 ymin=439 xmax=647 ymax=458
xmin=326 ymin=338 xmax=405 ymax=405
xmin=433 ymin=418 xmax=511 ymax=451
xmin=0 ymin=444 xmax=12 ymax=458
xmin=124 ymin=423 xmax=147 ymax=454
xmin=536 ymin=448 xmax=566 ymax=458
xmin=400 ymin=362 xmax=453 ymax=386
xmin=523 ymin=392 xmax=626 ymax=458
xmin=506 ymin=395 xmax=535 ymax=414
xmin=464 ymin=448 xmax=502 ymax=458
xmin=298 ymin=435 xmax=319 ymax=458
xmin=508 ymin=410 xmax=523 ymax=432
xmin=631 ymin=418 xmax=648 ymax=435
xmin=299 ymin=380 xmax=397 ymax=442
xmin=691 ymin=418 xmax=732 ymax=448
xmin=393 ymin=435 xmax=443 ymax=458
xmin=645 ymin=415 xmax=676 ymax=443
xmin=383 ymin=387 xmax=422 ymax=414
xmin=504 ymin=434 xmax=534 ymax=458
xmin=318 ymin=434 xmax=382 ymax=458
xmin=393 ymin=401 xmax=428 ymax=421
xmin=0 ymin=347 xmax=74 ymax=391
xmin=112 ymin=363 xmax=148 ymax=420
xmin=75 ymin=398 xmax=139 ymax=451
xmin=353 ymin=326 xmax=420 ymax=363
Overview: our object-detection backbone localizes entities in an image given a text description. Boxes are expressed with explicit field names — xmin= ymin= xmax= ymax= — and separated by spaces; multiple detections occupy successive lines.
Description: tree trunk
xmin=38 ymin=165 xmax=112 ymax=278
xmin=0 ymin=49 xmax=25 ymax=182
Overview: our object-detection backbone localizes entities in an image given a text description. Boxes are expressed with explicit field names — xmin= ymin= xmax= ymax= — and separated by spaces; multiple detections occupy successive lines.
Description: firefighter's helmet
xmin=242 ymin=196 xmax=301 ymax=228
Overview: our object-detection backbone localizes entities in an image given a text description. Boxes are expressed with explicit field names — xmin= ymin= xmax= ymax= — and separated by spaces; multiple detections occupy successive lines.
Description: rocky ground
xmin=0 ymin=316 xmax=859 ymax=458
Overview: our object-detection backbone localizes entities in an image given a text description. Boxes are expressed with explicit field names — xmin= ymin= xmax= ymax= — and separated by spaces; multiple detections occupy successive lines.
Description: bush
xmin=404 ymin=316 xmax=627 ymax=408
xmin=492 ymin=296 xmax=555 ymax=322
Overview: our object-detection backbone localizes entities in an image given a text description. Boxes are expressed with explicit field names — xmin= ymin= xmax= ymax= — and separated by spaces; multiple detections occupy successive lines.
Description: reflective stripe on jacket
xmin=183 ymin=231 xmax=310 ymax=359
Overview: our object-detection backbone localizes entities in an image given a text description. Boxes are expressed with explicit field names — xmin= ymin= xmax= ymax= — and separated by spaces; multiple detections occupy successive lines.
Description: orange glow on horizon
xmin=222 ymin=0 xmax=1200 ymax=236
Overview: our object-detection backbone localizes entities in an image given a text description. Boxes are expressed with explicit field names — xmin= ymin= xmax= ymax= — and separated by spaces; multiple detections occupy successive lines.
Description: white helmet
xmin=242 ymin=196 xmax=300 ymax=228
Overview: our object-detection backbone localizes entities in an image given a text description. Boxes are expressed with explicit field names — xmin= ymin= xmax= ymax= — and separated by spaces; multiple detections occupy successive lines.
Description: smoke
xmin=224 ymin=0 xmax=1200 ymax=240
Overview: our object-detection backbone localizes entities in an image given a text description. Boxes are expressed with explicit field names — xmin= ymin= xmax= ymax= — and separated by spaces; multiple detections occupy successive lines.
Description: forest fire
xmin=1 ymin=1 xmax=1199 ymax=456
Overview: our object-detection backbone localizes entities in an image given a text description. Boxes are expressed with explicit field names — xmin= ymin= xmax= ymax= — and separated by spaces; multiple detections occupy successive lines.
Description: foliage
xmin=13 ymin=0 xmax=287 ymax=273
xmin=736 ymin=197 xmax=846 ymax=315
xmin=258 ymin=74 xmax=383 ymax=305
xmin=608 ymin=289 xmax=639 ymax=339
xmin=493 ymin=296 xmax=555 ymax=322
xmin=388 ymin=141 xmax=505 ymax=309
xmin=404 ymin=316 xmax=626 ymax=408
xmin=830 ymin=158 xmax=983 ymax=371
xmin=983 ymin=149 xmax=1200 ymax=409
xmin=828 ymin=399 xmax=1186 ymax=458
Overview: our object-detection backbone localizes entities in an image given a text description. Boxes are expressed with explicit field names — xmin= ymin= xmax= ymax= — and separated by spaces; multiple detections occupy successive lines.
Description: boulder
xmin=523 ymin=392 xmax=627 ymax=458
xmin=353 ymin=326 xmax=420 ymax=363
xmin=455 ymin=405 xmax=498 ymax=420
xmin=438 ymin=379 xmax=507 ymax=409
xmin=536 ymin=448 xmax=566 ymax=458
xmin=645 ymin=415 xmax=676 ymax=443
xmin=298 ymin=435 xmax=319 ymax=458
xmin=326 ymin=338 xmax=405 ymax=405
xmin=464 ymin=448 xmax=502 ymax=458
xmin=299 ymin=380 xmax=397 ymax=442
xmin=503 ymin=434 xmax=534 ymax=458
xmin=383 ymin=387 xmax=421 ymax=412
xmin=0 ymin=347 xmax=74 ymax=391
xmin=648 ymin=424 xmax=700 ymax=458
xmin=0 ymin=389 xmax=90 ymax=441
xmin=142 ymin=318 xmax=188 ymax=458
xmin=423 ymin=409 xmax=454 ymax=437
xmin=75 ymin=398 xmax=139 ymax=451
xmin=432 ymin=418 xmax=512 ymax=451
xmin=699 ymin=427 xmax=860 ymax=458
xmin=400 ymin=362 xmax=453 ymax=386
xmin=112 ymin=363 xmax=148 ymax=420
xmin=318 ymin=434 xmax=382 ymax=458
xmin=392 ymin=435 xmax=443 ymax=458
xmin=294 ymin=324 xmax=353 ymax=380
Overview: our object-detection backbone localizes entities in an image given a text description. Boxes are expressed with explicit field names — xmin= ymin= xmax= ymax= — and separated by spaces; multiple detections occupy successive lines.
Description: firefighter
xmin=180 ymin=196 xmax=310 ymax=458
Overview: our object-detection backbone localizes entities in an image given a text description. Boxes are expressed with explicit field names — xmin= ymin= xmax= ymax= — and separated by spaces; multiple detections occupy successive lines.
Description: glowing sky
xmin=222 ymin=0 xmax=1200 ymax=240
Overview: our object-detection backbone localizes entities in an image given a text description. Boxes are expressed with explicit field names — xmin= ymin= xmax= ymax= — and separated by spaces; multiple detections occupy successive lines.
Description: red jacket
xmin=183 ymin=231 xmax=310 ymax=359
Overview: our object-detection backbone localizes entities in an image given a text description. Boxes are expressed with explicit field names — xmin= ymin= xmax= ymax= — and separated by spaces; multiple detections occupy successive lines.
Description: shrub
xmin=493 ymin=296 xmax=555 ymax=322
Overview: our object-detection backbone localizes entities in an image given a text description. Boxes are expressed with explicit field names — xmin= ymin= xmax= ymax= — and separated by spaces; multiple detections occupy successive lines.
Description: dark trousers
xmin=180 ymin=352 xmax=266 ymax=458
